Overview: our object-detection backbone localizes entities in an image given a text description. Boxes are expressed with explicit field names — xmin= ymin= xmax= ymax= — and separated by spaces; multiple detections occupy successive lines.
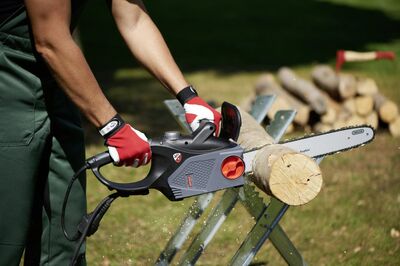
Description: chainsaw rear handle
xmin=86 ymin=120 xmax=219 ymax=196
xmin=86 ymin=151 xmax=151 ymax=195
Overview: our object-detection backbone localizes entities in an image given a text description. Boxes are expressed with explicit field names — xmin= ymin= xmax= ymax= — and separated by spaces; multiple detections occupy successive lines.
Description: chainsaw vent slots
xmin=171 ymin=159 xmax=216 ymax=189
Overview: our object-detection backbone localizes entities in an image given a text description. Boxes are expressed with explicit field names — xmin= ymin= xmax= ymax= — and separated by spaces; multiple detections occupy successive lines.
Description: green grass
xmin=75 ymin=0 xmax=400 ymax=265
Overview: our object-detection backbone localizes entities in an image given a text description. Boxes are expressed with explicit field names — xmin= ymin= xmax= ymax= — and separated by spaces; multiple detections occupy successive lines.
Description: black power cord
xmin=62 ymin=163 xmax=122 ymax=266
xmin=62 ymin=164 xmax=89 ymax=241
xmin=69 ymin=193 xmax=119 ymax=266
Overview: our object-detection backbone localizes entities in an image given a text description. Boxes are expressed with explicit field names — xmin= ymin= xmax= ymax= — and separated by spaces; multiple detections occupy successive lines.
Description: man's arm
xmin=24 ymin=0 xmax=116 ymax=127
xmin=110 ymin=0 xmax=222 ymax=134
xmin=25 ymin=0 xmax=152 ymax=166
xmin=108 ymin=0 xmax=189 ymax=94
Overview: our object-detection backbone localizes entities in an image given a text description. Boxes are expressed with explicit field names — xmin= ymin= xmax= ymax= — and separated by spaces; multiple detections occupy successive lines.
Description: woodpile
xmin=244 ymin=65 xmax=400 ymax=137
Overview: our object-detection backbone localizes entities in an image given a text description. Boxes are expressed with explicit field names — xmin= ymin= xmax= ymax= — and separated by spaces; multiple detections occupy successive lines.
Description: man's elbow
xmin=33 ymin=33 xmax=73 ymax=62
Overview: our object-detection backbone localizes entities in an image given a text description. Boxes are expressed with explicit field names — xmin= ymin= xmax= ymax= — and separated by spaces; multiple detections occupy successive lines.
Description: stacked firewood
xmin=243 ymin=65 xmax=400 ymax=136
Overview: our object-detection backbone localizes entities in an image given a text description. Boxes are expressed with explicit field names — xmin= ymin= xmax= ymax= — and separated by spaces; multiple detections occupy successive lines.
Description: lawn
xmin=75 ymin=0 xmax=400 ymax=265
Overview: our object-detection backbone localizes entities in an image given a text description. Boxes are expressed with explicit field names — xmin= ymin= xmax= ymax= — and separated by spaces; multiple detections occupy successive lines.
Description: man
xmin=0 ymin=0 xmax=221 ymax=264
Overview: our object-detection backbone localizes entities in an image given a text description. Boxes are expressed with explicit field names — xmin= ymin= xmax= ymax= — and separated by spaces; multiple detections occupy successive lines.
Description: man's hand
xmin=177 ymin=86 xmax=222 ymax=135
xmin=99 ymin=115 xmax=151 ymax=167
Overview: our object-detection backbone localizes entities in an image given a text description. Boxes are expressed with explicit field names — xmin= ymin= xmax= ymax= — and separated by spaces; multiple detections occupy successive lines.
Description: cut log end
xmin=252 ymin=145 xmax=323 ymax=206
xmin=355 ymin=96 xmax=374 ymax=116
xmin=269 ymin=153 xmax=323 ymax=206
xmin=356 ymin=77 xmax=378 ymax=96
xmin=379 ymin=101 xmax=399 ymax=124
xmin=389 ymin=117 xmax=400 ymax=137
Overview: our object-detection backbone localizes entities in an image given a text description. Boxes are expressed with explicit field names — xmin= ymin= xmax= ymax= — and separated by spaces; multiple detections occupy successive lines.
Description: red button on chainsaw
xmin=221 ymin=156 xmax=245 ymax=180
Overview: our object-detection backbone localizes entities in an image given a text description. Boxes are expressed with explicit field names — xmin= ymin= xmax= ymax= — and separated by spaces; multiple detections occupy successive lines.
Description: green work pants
xmin=0 ymin=7 xmax=87 ymax=266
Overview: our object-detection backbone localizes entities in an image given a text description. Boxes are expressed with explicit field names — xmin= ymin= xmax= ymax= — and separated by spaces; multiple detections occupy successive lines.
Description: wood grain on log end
xmin=253 ymin=144 xmax=322 ymax=205
xmin=270 ymin=153 xmax=322 ymax=206
xmin=253 ymin=146 xmax=323 ymax=206
xmin=238 ymin=108 xmax=322 ymax=205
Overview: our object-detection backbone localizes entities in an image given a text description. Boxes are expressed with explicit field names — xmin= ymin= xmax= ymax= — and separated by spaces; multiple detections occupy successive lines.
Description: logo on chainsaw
xmin=173 ymin=153 xmax=182 ymax=163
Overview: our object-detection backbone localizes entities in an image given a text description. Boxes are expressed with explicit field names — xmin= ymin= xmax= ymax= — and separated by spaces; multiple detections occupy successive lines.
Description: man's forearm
xmin=35 ymin=37 xmax=116 ymax=127
xmin=110 ymin=0 xmax=189 ymax=94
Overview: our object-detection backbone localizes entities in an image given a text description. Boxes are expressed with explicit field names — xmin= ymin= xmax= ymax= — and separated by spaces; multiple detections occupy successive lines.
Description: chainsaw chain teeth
xmin=280 ymin=124 xmax=375 ymax=158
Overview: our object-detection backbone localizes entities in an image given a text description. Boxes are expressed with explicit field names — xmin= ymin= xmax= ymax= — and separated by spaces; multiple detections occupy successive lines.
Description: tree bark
xmin=256 ymin=74 xmax=310 ymax=125
xmin=311 ymin=65 xmax=340 ymax=99
xmin=278 ymin=67 xmax=327 ymax=115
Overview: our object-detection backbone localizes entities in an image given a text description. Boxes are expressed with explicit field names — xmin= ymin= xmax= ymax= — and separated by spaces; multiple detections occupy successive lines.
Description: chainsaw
xmin=63 ymin=102 xmax=374 ymax=265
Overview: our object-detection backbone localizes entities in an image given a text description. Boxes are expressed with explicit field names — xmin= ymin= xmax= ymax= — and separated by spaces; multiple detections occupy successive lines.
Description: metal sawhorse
xmin=156 ymin=95 xmax=323 ymax=265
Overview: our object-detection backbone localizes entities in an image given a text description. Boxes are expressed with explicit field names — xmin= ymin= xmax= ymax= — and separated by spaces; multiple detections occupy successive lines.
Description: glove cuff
xmin=176 ymin=85 xmax=198 ymax=105
xmin=98 ymin=114 xmax=125 ymax=139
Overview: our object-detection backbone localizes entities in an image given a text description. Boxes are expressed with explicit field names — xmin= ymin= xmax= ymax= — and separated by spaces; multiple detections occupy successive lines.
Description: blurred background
xmin=76 ymin=0 xmax=400 ymax=265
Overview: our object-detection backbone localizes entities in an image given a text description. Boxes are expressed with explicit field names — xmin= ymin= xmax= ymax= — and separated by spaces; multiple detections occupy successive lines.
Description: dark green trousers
xmin=0 ymin=8 xmax=86 ymax=266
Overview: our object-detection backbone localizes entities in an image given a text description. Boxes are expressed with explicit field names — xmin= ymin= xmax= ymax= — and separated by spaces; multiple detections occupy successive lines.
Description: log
xmin=267 ymin=96 xmax=291 ymax=119
xmin=255 ymin=73 xmax=276 ymax=95
xmin=320 ymin=107 xmax=336 ymax=125
xmin=278 ymin=67 xmax=327 ymax=115
xmin=343 ymin=98 xmax=357 ymax=114
xmin=239 ymin=92 xmax=256 ymax=112
xmin=311 ymin=65 xmax=358 ymax=100
xmin=346 ymin=115 xmax=365 ymax=126
xmin=364 ymin=111 xmax=379 ymax=129
xmin=356 ymin=77 xmax=378 ymax=96
xmin=311 ymin=65 xmax=340 ymax=99
xmin=338 ymin=73 xmax=357 ymax=99
xmin=373 ymin=93 xmax=399 ymax=123
xmin=354 ymin=95 xmax=374 ymax=116
xmin=337 ymin=108 xmax=352 ymax=122
xmin=389 ymin=117 xmax=400 ymax=137
xmin=255 ymin=74 xmax=310 ymax=125
xmin=320 ymin=91 xmax=341 ymax=125
xmin=314 ymin=122 xmax=332 ymax=132
xmin=237 ymin=109 xmax=323 ymax=206
xmin=333 ymin=119 xmax=348 ymax=129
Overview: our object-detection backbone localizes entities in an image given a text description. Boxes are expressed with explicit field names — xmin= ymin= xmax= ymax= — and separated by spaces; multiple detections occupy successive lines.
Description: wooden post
xmin=237 ymin=109 xmax=323 ymax=206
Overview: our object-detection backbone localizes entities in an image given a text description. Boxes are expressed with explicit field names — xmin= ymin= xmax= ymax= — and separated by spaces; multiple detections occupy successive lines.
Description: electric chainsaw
xmin=84 ymin=102 xmax=374 ymax=199
xmin=63 ymin=102 xmax=374 ymax=265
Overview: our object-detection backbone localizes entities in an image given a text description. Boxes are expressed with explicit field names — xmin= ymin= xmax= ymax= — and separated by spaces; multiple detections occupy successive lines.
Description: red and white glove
xmin=99 ymin=114 xmax=151 ymax=167
xmin=177 ymin=86 xmax=221 ymax=135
